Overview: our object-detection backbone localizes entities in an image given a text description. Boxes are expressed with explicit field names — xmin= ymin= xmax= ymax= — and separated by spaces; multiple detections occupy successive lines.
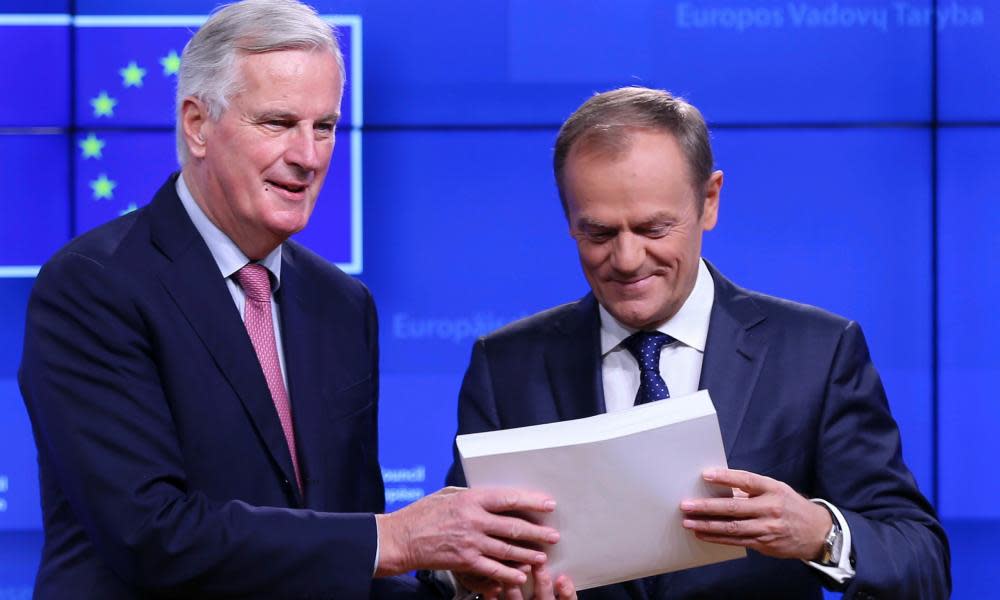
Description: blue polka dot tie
xmin=622 ymin=331 xmax=675 ymax=405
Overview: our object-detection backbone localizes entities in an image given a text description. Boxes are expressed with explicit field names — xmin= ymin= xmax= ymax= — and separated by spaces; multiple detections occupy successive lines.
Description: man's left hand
xmin=680 ymin=468 xmax=832 ymax=560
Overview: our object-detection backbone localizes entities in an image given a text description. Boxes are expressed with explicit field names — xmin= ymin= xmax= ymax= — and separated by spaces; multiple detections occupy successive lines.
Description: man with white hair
xmin=19 ymin=1 xmax=569 ymax=597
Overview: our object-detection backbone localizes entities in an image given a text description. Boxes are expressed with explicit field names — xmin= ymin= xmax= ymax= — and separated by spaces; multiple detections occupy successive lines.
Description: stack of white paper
xmin=457 ymin=390 xmax=746 ymax=591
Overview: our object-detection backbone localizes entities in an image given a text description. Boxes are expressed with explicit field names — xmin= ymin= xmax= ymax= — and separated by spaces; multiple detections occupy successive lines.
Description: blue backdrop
xmin=0 ymin=0 xmax=996 ymax=597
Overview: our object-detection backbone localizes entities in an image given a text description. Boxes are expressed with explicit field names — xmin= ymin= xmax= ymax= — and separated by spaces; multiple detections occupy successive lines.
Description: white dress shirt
xmin=598 ymin=259 xmax=856 ymax=584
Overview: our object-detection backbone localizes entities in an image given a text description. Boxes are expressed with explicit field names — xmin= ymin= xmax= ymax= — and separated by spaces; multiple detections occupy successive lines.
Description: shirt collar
xmin=599 ymin=258 xmax=715 ymax=356
xmin=176 ymin=173 xmax=282 ymax=289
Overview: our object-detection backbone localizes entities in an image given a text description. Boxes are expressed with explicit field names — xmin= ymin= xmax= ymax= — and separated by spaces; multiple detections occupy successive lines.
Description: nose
xmin=284 ymin=124 xmax=325 ymax=172
xmin=609 ymin=232 xmax=645 ymax=275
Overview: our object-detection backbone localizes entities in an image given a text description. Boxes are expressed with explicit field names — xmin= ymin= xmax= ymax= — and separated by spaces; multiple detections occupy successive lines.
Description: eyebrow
xmin=576 ymin=216 xmax=614 ymax=230
xmin=253 ymin=110 xmax=340 ymax=123
xmin=576 ymin=211 xmax=676 ymax=230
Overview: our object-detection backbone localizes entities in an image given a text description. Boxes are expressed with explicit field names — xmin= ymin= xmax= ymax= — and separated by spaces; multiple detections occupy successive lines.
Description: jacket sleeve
xmin=815 ymin=321 xmax=951 ymax=599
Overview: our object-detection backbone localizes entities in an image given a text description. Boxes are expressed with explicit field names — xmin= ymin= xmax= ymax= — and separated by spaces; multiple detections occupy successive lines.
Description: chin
xmin=608 ymin=307 xmax=652 ymax=330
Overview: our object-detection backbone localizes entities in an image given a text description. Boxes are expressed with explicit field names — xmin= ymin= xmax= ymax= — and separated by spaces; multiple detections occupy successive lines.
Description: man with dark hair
xmin=19 ymin=1 xmax=566 ymax=597
xmin=447 ymin=86 xmax=950 ymax=598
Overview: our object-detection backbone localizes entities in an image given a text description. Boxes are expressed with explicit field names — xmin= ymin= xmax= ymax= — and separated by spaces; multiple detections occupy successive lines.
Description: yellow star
xmin=120 ymin=61 xmax=146 ymax=87
xmin=90 ymin=174 xmax=117 ymax=200
xmin=79 ymin=133 xmax=106 ymax=159
xmin=160 ymin=50 xmax=181 ymax=76
xmin=91 ymin=91 xmax=117 ymax=117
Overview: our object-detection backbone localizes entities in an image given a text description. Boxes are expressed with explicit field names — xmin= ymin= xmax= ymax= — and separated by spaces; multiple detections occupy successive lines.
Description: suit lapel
xmin=275 ymin=247 xmax=329 ymax=509
xmin=698 ymin=262 xmax=768 ymax=458
xmin=148 ymin=176 xmax=303 ymax=502
xmin=545 ymin=294 xmax=606 ymax=421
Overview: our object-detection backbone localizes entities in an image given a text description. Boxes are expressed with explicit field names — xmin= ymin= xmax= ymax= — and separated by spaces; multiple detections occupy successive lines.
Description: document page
xmin=457 ymin=390 xmax=746 ymax=591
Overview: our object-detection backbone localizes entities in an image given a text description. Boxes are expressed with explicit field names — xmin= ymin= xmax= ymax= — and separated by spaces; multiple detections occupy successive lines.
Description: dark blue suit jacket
xmin=19 ymin=175 xmax=431 ymax=598
xmin=446 ymin=263 xmax=950 ymax=599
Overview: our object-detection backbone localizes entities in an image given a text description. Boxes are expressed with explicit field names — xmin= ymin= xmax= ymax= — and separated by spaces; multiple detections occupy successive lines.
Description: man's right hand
xmin=456 ymin=565 xmax=578 ymax=600
xmin=374 ymin=486 xmax=560 ymax=586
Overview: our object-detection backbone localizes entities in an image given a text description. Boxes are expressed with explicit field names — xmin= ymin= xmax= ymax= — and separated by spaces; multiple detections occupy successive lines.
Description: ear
xmin=701 ymin=170 xmax=723 ymax=231
xmin=180 ymin=96 xmax=210 ymax=159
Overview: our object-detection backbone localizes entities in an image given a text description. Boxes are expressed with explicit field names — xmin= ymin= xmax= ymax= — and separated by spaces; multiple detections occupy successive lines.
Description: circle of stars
xmin=82 ymin=48 xmax=181 ymax=219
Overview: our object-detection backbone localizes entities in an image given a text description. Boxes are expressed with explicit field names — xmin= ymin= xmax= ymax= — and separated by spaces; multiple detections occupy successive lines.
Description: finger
xmin=483 ymin=513 xmax=561 ymax=545
xmin=554 ymin=574 xmax=578 ymax=600
xmin=682 ymin=516 xmax=769 ymax=538
xmin=691 ymin=531 xmax=758 ymax=548
xmin=469 ymin=556 xmax=531 ymax=587
xmin=532 ymin=565 xmax=554 ymax=600
xmin=476 ymin=488 xmax=557 ymax=514
xmin=503 ymin=584 xmax=525 ymax=600
xmin=680 ymin=495 xmax=765 ymax=519
xmin=479 ymin=534 xmax=548 ymax=565
xmin=702 ymin=468 xmax=775 ymax=495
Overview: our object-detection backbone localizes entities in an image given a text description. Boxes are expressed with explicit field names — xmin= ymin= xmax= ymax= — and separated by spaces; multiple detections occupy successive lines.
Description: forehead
xmin=231 ymin=48 xmax=343 ymax=109
xmin=563 ymin=130 xmax=695 ymax=222
xmin=568 ymin=129 xmax=687 ymax=174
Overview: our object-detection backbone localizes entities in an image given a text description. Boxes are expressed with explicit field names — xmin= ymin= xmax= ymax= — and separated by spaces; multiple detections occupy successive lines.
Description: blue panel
xmin=359 ymin=129 xmax=582 ymax=377
xmin=0 ymin=278 xmax=31 ymax=380
xmin=75 ymin=25 xmax=194 ymax=128
xmin=703 ymin=128 xmax=934 ymax=493
xmin=0 ymin=135 xmax=69 ymax=266
xmin=76 ymin=0 xmax=229 ymax=12
xmin=361 ymin=130 xmax=582 ymax=500
xmin=379 ymin=374 xmax=460 ymax=510
xmin=73 ymin=131 xmax=177 ymax=233
xmin=938 ymin=127 xmax=1000 ymax=519
xmin=74 ymin=15 xmax=356 ymax=129
xmin=0 ymin=280 xmax=40 ymax=533
xmin=0 ymin=24 xmax=69 ymax=127
xmin=0 ymin=379 xmax=40 ymax=530
xmin=0 ymin=531 xmax=42 ymax=597
xmin=362 ymin=0 xmax=931 ymax=126
xmin=73 ymin=130 xmax=357 ymax=267
xmin=75 ymin=0 xmax=363 ymax=15
xmin=946 ymin=519 xmax=1000 ymax=600
xmin=0 ymin=1 xmax=67 ymax=10
xmin=938 ymin=4 xmax=1000 ymax=121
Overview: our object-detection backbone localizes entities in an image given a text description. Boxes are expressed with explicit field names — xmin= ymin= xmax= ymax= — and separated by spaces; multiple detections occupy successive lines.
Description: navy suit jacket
xmin=446 ymin=263 xmax=950 ymax=599
xmin=19 ymin=175 xmax=432 ymax=598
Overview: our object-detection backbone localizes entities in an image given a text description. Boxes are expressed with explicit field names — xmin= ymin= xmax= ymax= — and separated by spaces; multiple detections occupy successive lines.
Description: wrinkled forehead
xmin=229 ymin=48 xmax=344 ymax=103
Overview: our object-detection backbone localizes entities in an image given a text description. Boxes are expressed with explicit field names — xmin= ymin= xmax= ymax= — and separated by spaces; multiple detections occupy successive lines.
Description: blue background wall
xmin=1 ymin=0 xmax=995 ymax=597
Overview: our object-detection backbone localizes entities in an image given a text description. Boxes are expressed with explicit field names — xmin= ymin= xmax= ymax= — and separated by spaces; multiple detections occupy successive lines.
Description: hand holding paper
xmin=680 ymin=468 xmax=833 ymax=560
xmin=374 ymin=486 xmax=560 ymax=586
xmin=457 ymin=390 xmax=746 ymax=592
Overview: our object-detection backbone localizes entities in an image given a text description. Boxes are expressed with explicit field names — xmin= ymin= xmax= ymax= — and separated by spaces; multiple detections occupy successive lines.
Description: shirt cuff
xmin=803 ymin=498 xmax=856 ymax=584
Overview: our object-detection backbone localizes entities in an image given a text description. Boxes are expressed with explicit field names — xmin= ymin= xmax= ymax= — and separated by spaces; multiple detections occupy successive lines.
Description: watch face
xmin=831 ymin=527 xmax=844 ymax=564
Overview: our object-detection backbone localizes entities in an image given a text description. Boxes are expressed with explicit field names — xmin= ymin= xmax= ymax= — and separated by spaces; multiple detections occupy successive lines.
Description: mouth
xmin=265 ymin=179 xmax=308 ymax=200
xmin=610 ymin=275 xmax=655 ymax=294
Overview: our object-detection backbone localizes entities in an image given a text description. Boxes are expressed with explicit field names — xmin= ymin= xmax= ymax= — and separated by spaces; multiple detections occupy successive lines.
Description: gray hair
xmin=175 ymin=0 xmax=344 ymax=164
xmin=553 ymin=86 xmax=714 ymax=216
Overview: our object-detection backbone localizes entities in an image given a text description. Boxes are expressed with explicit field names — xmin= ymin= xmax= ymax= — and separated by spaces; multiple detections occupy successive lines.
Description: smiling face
xmin=181 ymin=48 xmax=343 ymax=259
xmin=563 ymin=129 xmax=722 ymax=330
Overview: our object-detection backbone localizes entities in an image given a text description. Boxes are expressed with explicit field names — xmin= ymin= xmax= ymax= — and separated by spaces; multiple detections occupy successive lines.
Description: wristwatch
xmin=818 ymin=510 xmax=844 ymax=566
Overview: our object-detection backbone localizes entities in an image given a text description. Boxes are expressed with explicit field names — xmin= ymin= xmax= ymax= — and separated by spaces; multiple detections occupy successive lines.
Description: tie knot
xmin=622 ymin=331 xmax=674 ymax=367
xmin=236 ymin=263 xmax=272 ymax=302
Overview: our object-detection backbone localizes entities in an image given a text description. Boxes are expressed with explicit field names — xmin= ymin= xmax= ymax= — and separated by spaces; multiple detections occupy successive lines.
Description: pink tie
xmin=236 ymin=263 xmax=302 ymax=491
